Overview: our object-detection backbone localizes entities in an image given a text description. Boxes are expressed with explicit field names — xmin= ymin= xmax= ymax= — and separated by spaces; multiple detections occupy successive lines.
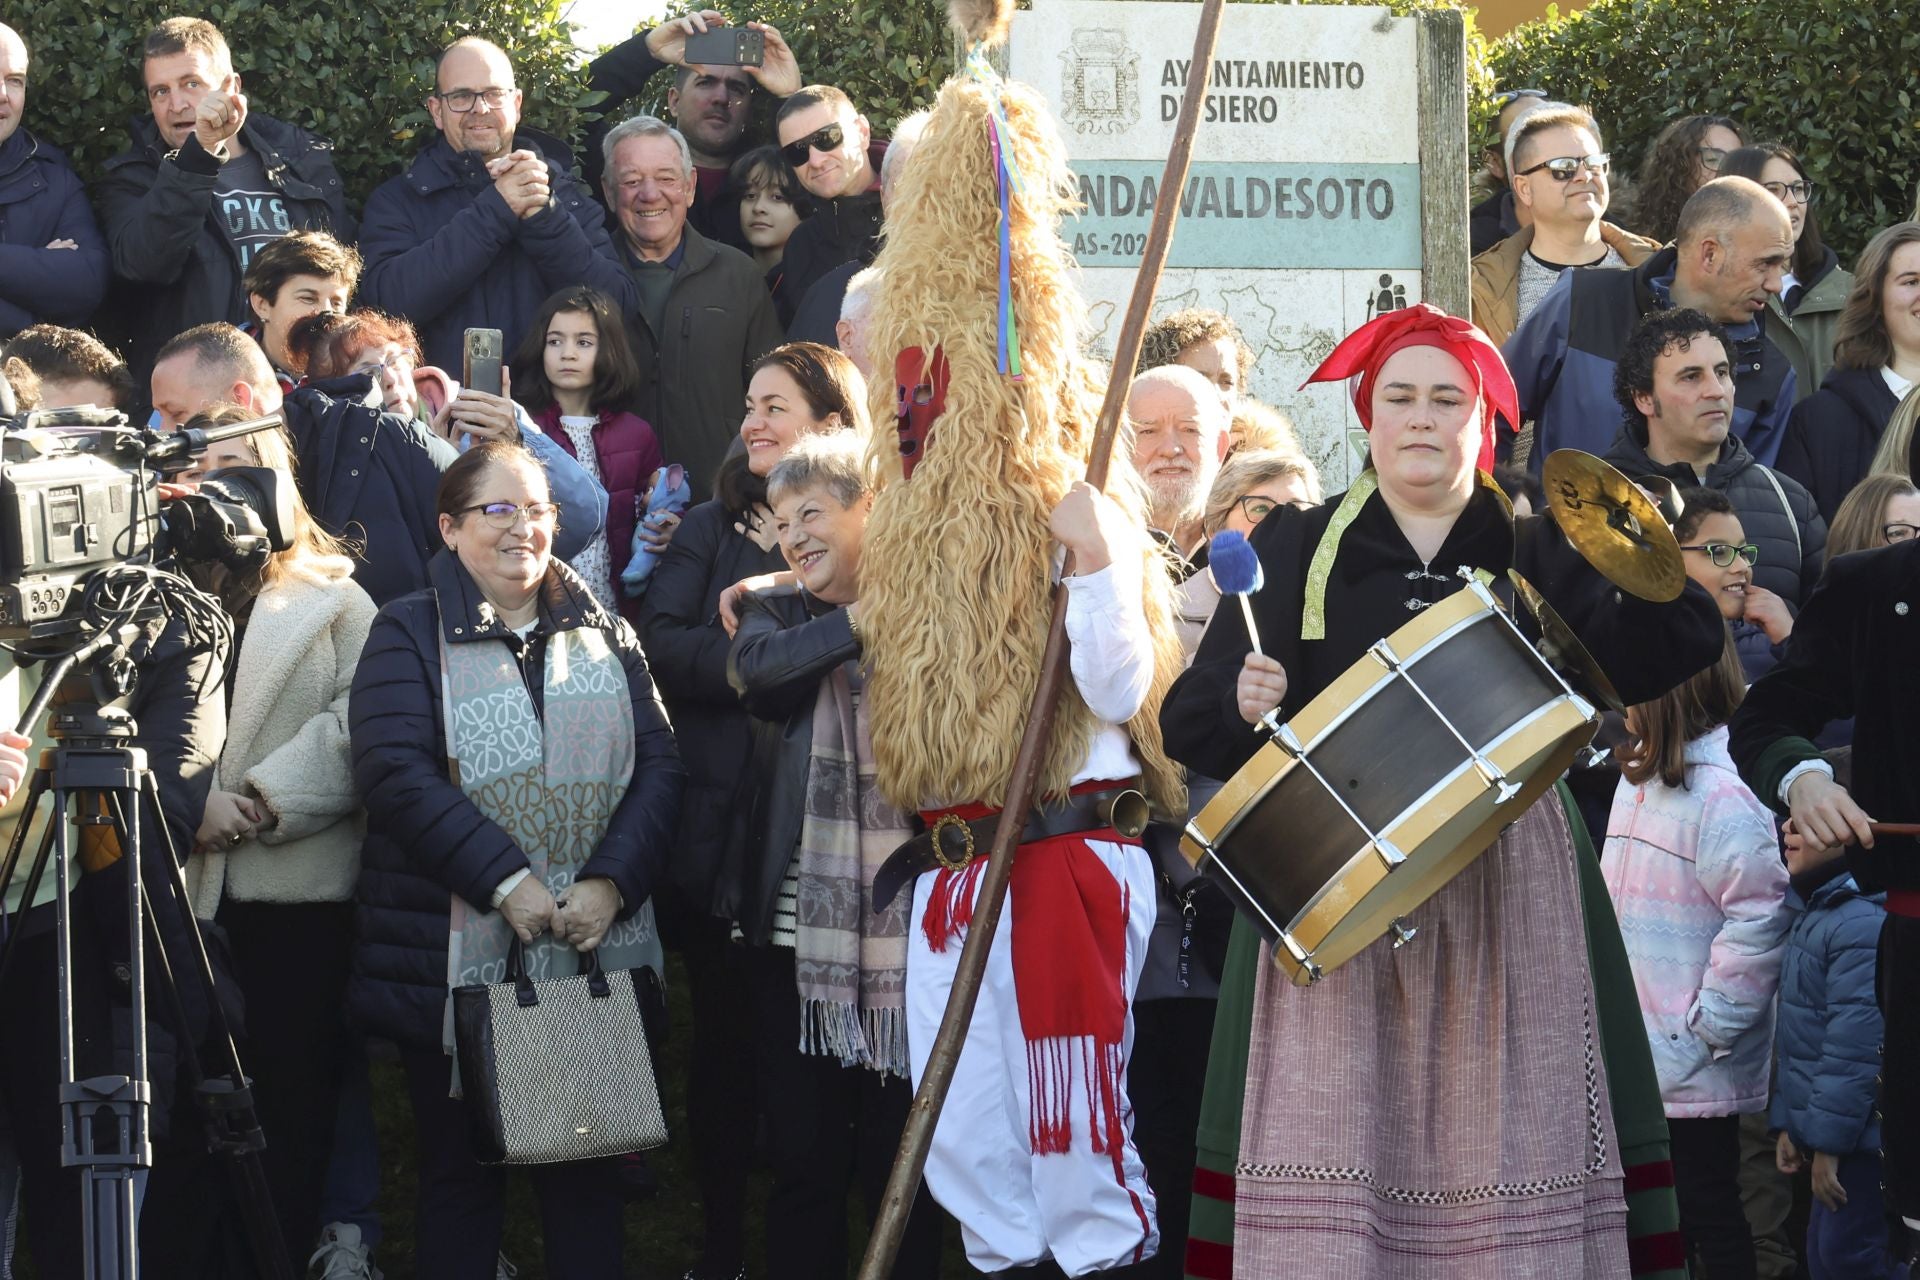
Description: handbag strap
xmin=505 ymin=937 xmax=614 ymax=1004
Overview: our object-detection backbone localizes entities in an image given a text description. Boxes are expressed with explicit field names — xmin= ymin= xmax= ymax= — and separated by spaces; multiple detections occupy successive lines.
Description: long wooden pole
xmin=856 ymin=7 xmax=1228 ymax=1275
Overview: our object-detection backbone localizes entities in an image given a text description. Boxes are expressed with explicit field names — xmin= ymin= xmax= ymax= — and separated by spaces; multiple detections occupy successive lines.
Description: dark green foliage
xmin=15 ymin=0 xmax=598 ymax=211
xmin=1490 ymin=0 xmax=1920 ymax=261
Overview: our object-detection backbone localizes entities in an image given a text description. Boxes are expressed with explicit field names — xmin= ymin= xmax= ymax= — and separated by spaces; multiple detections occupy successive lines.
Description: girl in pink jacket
xmin=1605 ymin=631 xmax=1792 ymax=1280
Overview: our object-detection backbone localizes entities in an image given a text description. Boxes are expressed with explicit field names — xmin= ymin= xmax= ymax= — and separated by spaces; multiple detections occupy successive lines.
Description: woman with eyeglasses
xmin=349 ymin=439 xmax=681 ymax=1278
xmin=1719 ymin=145 xmax=1854 ymax=399
xmin=1778 ymin=223 xmax=1920 ymax=523
xmin=1627 ymin=114 xmax=1745 ymax=245
xmin=1675 ymin=486 xmax=1791 ymax=682
xmin=1165 ymin=450 xmax=1323 ymax=649
xmin=1825 ymin=472 xmax=1920 ymax=558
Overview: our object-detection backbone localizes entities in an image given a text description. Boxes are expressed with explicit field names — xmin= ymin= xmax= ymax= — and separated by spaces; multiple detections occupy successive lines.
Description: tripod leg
xmin=0 ymin=768 xmax=58 ymax=992
xmin=112 ymin=786 xmax=296 ymax=1280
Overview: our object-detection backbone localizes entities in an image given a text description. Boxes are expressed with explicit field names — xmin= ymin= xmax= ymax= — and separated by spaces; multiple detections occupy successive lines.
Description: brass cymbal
xmin=1541 ymin=449 xmax=1686 ymax=602
xmin=1508 ymin=569 xmax=1626 ymax=713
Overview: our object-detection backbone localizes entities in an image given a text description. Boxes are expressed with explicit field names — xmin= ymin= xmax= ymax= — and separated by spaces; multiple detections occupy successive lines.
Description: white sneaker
xmin=308 ymin=1223 xmax=383 ymax=1280
xmin=497 ymin=1253 xmax=520 ymax=1279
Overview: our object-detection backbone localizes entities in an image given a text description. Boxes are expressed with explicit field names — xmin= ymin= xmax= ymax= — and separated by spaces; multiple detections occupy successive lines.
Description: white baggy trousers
xmin=906 ymin=837 xmax=1159 ymax=1275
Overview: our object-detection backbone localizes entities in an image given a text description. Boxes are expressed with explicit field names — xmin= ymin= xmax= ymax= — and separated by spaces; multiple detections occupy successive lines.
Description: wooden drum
xmin=1181 ymin=577 xmax=1599 ymax=985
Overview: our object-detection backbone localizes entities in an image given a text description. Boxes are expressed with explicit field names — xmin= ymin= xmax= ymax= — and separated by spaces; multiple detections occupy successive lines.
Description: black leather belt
xmin=870 ymin=784 xmax=1149 ymax=912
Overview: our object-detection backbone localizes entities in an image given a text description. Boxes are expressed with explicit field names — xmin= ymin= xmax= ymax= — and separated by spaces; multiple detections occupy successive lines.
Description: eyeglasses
xmin=780 ymin=122 xmax=845 ymax=168
xmin=1679 ymin=541 xmax=1759 ymax=567
xmin=1698 ymin=146 xmax=1728 ymax=172
xmin=1517 ymin=152 xmax=1611 ymax=181
xmin=436 ymin=87 xmax=513 ymax=114
xmin=1235 ymin=494 xmax=1279 ymax=524
xmin=1762 ymin=179 xmax=1818 ymax=206
xmin=1885 ymin=522 xmax=1920 ymax=545
xmin=1490 ymin=88 xmax=1547 ymax=109
xmin=459 ymin=501 xmax=561 ymax=529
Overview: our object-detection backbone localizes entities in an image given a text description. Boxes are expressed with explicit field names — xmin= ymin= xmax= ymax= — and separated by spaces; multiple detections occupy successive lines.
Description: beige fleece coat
xmin=187 ymin=559 xmax=376 ymax=917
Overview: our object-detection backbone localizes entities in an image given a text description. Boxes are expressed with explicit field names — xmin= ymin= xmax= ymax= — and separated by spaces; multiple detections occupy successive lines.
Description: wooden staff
xmin=855 ymin=4 xmax=1228 ymax=1276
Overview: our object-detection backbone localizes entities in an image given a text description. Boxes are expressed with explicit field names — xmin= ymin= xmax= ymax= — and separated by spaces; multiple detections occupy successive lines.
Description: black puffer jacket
xmin=95 ymin=112 xmax=352 ymax=383
xmin=725 ymin=587 xmax=859 ymax=945
xmin=1604 ymin=427 xmax=1826 ymax=680
xmin=637 ymin=491 xmax=785 ymax=917
xmin=347 ymin=551 xmax=683 ymax=1047
xmin=1776 ymin=367 xmax=1901 ymax=524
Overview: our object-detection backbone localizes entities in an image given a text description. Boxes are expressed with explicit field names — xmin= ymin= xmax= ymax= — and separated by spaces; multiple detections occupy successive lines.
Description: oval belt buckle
xmin=930 ymin=813 xmax=976 ymax=872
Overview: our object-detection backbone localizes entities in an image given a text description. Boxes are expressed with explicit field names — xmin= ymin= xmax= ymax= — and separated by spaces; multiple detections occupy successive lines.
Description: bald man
xmin=0 ymin=25 xmax=108 ymax=338
xmin=358 ymin=37 xmax=637 ymax=373
xmin=95 ymin=17 xmax=350 ymax=386
xmin=1506 ymin=174 xmax=1798 ymax=470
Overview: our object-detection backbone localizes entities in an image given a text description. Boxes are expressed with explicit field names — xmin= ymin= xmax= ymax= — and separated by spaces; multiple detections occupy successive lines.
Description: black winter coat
xmin=779 ymin=176 xmax=883 ymax=308
xmin=0 ymin=128 xmax=109 ymax=335
xmin=1730 ymin=539 xmax=1920 ymax=893
xmin=95 ymin=113 xmax=352 ymax=383
xmin=358 ymin=130 xmax=638 ymax=374
xmin=347 ymin=551 xmax=683 ymax=1048
xmin=726 ymin=588 xmax=859 ymax=945
xmin=1776 ymin=367 xmax=1900 ymax=524
xmin=637 ymin=496 xmax=784 ymax=917
xmin=1161 ymin=483 xmax=1725 ymax=786
xmin=282 ymin=376 xmax=453 ymax=607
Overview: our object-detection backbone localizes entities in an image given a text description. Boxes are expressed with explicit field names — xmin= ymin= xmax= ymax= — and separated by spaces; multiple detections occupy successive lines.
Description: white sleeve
xmin=1063 ymin=557 xmax=1154 ymax=725
xmin=1777 ymin=758 xmax=1834 ymax=808
xmin=491 ymin=868 xmax=532 ymax=908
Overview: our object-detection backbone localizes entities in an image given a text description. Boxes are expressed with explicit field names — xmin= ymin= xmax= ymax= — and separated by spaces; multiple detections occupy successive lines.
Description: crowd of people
xmin=0 ymin=9 xmax=1916 ymax=1280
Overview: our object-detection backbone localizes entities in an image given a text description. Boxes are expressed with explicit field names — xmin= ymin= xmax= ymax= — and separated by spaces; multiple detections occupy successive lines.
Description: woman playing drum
xmin=1159 ymin=304 xmax=1724 ymax=1279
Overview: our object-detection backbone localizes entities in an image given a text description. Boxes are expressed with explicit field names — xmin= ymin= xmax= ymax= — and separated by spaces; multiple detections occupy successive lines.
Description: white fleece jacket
xmin=187 ymin=558 xmax=376 ymax=917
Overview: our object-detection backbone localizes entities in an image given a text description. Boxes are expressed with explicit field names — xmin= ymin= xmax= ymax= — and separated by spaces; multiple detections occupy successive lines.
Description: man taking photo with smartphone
xmin=95 ymin=16 xmax=352 ymax=391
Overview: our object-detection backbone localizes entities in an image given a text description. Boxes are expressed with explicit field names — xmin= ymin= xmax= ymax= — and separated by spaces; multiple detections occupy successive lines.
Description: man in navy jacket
xmin=358 ymin=38 xmax=637 ymax=374
xmin=0 ymin=24 xmax=109 ymax=337
xmin=1504 ymin=177 xmax=1798 ymax=471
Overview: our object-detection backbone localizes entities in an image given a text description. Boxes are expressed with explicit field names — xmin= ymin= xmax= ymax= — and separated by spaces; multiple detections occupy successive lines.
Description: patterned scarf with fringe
xmin=794 ymin=661 xmax=914 ymax=1078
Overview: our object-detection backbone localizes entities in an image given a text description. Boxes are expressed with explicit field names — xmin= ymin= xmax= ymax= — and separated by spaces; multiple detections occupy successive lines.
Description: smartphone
xmin=683 ymin=27 xmax=765 ymax=67
xmin=462 ymin=328 xmax=504 ymax=397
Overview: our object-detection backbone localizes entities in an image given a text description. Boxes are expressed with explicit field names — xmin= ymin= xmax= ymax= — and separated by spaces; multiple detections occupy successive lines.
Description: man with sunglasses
xmin=359 ymin=38 xmax=638 ymax=375
xmin=1469 ymin=104 xmax=1659 ymax=348
xmin=774 ymin=85 xmax=887 ymax=305
xmin=1507 ymin=176 xmax=1799 ymax=472
xmin=1604 ymin=307 xmax=1825 ymax=682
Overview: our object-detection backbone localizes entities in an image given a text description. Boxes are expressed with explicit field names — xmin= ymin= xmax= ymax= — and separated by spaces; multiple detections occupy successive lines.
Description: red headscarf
xmin=1301 ymin=303 xmax=1519 ymax=474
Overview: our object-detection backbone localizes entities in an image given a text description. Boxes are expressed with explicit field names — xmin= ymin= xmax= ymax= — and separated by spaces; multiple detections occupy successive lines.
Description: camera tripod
xmin=0 ymin=632 xmax=292 ymax=1280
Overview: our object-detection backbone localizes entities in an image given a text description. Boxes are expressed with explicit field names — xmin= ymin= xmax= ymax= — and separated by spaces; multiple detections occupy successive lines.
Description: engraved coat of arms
xmin=1059 ymin=28 xmax=1138 ymax=135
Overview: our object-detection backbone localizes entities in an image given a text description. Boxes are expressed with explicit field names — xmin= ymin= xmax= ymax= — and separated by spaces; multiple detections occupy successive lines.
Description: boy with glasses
xmin=359 ymin=38 xmax=638 ymax=375
xmin=1470 ymin=103 xmax=1660 ymax=349
xmin=774 ymin=85 xmax=887 ymax=303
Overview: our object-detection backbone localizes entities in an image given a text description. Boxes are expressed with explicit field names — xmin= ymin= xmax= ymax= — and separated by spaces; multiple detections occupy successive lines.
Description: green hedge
xmin=1490 ymin=0 xmax=1920 ymax=261
xmin=16 ymin=0 xmax=597 ymax=211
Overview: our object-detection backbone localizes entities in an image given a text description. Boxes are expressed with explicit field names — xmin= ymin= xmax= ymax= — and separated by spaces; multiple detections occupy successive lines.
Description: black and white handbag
xmin=452 ymin=941 xmax=668 ymax=1165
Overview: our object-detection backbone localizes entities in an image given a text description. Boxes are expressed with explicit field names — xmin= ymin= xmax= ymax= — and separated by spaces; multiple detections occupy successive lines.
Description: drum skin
xmin=1183 ymin=586 xmax=1597 ymax=984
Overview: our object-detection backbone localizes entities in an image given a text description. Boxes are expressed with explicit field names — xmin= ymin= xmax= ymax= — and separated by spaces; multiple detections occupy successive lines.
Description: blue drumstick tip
xmin=1208 ymin=529 xmax=1264 ymax=595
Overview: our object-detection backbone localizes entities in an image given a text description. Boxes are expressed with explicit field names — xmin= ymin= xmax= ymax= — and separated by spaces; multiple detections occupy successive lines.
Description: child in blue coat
xmin=1773 ymin=811 xmax=1904 ymax=1278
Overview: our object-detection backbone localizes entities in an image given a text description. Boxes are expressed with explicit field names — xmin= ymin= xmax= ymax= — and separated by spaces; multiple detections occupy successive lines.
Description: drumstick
xmin=1870 ymin=823 xmax=1920 ymax=837
xmin=1208 ymin=529 xmax=1265 ymax=657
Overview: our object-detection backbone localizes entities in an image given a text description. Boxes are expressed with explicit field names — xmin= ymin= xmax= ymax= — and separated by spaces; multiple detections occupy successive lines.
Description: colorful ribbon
xmin=965 ymin=44 xmax=1025 ymax=380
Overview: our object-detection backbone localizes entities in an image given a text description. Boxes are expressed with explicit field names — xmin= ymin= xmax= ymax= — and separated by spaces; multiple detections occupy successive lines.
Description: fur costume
xmin=859 ymin=68 xmax=1185 ymax=817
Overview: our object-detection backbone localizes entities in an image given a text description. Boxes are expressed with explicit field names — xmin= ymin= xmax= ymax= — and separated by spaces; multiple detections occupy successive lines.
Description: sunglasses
xmin=1885 ymin=522 xmax=1920 ymax=545
xmin=781 ymin=122 xmax=845 ymax=168
xmin=1491 ymin=88 xmax=1547 ymax=109
xmin=1679 ymin=541 xmax=1758 ymax=568
xmin=1762 ymin=179 xmax=1818 ymax=206
xmin=459 ymin=501 xmax=562 ymax=530
xmin=1517 ymin=152 xmax=1610 ymax=181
